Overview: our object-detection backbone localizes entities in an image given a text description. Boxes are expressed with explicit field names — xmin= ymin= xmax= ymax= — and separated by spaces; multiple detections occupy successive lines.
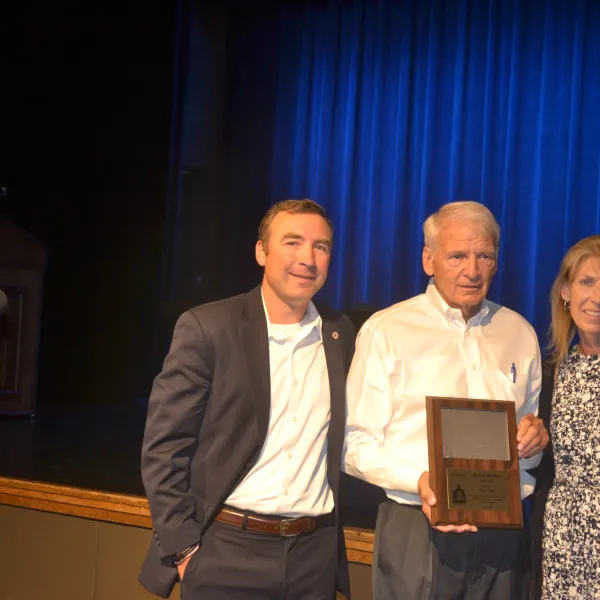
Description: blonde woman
xmin=541 ymin=235 xmax=600 ymax=599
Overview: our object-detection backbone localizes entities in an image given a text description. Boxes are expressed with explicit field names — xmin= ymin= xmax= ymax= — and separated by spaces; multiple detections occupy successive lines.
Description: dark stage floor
xmin=0 ymin=401 xmax=382 ymax=529
xmin=0 ymin=402 xmax=148 ymax=496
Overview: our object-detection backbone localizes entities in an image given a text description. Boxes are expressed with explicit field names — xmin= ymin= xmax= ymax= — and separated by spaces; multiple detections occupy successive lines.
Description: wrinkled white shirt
xmin=344 ymin=281 xmax=542 ymax=505
xmin=227 ymin=298 xmax=333 ymax=516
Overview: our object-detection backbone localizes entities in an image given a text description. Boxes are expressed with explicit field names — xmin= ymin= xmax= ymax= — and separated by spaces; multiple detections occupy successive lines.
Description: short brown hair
xmin=548 ymin=234 xmax=600 ymax=363
xmin=258 ymin=199 xmax=333 ymax=248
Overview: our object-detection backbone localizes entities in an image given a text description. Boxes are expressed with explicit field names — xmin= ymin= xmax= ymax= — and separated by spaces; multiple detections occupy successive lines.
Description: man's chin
xmin=286 ymin=287 xmax=318 ymax=303
xmin=290 ymin=289 xmax=312 ymax=297
xmin=460 ymin=291 xmax=485 ymax=301
xmin=459 ymin=297 xmax=485 ymax=312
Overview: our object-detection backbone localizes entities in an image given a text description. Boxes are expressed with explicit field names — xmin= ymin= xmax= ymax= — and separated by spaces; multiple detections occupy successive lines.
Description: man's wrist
xmin=173 ymin=542 xmax=200 ymax=565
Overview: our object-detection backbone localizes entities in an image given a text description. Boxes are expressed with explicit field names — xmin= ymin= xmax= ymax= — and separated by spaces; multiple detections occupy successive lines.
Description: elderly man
xmin=344 ymin=201 xmax=548 ymax=600
xmin=140 ymin=199 xmax=354 ymax=600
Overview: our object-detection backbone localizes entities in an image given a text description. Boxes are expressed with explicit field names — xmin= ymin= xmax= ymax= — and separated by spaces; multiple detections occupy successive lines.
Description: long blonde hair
xmin=549 ymin=235 xmax=600 ymax=363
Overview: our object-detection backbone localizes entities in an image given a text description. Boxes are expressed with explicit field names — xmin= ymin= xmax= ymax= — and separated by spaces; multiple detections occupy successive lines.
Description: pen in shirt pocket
xmin=510 ymin=362 xmax=517 ymax=384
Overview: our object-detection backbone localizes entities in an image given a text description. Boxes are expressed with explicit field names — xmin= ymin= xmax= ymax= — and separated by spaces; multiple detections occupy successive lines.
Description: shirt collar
xmin=426 ymin=278 xmax=489 ymax=326
xmin=261 ymin=292 xmax=322 ymax=342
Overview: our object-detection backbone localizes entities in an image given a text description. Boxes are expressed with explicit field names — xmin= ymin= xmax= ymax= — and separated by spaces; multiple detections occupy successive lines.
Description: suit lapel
xmin=322 ymin=318 xmax=346 ymax=487
xmin=241 ymin=286 xmax=271 ymax=444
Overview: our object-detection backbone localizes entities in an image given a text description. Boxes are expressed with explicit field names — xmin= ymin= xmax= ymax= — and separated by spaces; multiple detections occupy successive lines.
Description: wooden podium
xmin=0 ymin=216 xmax=48 ymax=416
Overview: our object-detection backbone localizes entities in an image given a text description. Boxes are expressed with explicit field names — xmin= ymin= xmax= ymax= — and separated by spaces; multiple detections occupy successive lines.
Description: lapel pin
xmin=332 ymin=331 xmax=339 ymax=340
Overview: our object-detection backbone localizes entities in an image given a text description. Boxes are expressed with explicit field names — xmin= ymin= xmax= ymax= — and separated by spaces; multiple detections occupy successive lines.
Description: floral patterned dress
xmin=542 ymin=349 xmax=600 ymax=599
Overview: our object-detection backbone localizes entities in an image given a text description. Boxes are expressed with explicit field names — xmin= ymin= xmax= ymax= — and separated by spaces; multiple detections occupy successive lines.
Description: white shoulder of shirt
xmin=356 ymin=293 xmax=429 ymax=336
xmin=358 ymin=295 xmax=539 ymax=347
xmin=484 ymin=299 xmax=539 ymax=345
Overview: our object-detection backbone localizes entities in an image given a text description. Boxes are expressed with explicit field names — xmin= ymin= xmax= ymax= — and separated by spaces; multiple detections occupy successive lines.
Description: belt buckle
xmin=279 ymin=518 xmax=299 ymax=537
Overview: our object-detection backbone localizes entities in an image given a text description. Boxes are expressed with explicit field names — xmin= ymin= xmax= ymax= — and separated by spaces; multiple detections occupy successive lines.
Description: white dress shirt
xmin=344 ymin=281 xmax=542 ymax=506
xmin=226 ymin=298 xmax=333 ymax=516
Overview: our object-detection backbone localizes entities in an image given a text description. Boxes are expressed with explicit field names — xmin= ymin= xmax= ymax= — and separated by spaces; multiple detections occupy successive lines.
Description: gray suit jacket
xmin=139 ymin=285 xmax=354 ymax=598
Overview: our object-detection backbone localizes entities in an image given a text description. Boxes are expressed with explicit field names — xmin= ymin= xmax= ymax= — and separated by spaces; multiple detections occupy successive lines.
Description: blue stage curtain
xmin=244 ymin=0 xmax=600 ymax=343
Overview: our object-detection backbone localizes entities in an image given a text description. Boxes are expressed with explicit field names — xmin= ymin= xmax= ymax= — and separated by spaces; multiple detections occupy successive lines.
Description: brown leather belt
xmin=215 ymin=506 xmax=334 ymax=537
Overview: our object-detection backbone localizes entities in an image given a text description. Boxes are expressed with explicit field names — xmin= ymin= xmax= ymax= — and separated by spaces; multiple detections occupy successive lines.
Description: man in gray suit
xmin=139 ymin=200 xmax=354 ymax=600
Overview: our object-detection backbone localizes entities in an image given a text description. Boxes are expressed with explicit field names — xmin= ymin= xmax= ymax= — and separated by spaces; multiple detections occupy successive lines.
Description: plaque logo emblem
xmin=452 ymin=483 xmax=467 ymax=504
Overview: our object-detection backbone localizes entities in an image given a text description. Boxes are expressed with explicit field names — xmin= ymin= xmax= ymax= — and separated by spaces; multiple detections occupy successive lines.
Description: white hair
xmin=423 ymin=201 xmax=500 ymax=252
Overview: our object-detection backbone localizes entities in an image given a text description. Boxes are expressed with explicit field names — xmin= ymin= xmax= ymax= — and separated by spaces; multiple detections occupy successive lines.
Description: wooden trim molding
xmin=0 ymin=477 xmax=152 ymax=528
xmin=0 ymin=476 xmax=374 ymax=565
xmin=344 ymin=527 xmax=375 ymax=565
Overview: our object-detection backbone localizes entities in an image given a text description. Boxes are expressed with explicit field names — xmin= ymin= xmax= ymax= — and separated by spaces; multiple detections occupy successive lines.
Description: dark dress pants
xmin=180 ymin=519 xmax=338 ymax=600
xmin=373 ymin=500 xmax=528 ymax=600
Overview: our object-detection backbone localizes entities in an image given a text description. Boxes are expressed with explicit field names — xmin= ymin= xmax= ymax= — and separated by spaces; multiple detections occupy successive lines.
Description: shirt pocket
xmin=495 ymin=370 xmax=527 ymax=406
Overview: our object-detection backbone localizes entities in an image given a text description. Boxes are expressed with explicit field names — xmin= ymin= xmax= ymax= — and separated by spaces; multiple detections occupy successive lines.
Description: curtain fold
xmin=223 ymin=0 xmax=600 ymax=343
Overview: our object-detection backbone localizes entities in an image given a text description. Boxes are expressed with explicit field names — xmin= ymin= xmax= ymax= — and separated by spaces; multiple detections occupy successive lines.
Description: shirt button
xmin=466 ymin=331 xmax=470 ymax=336
xmin=293 ymin=380 xmax=298 ymax=386
xmin=292 ymin=417 xmax=297 ymax=423
xmin=288 ymin=453 xmax=293 ymax=459
xmin=472 ymin=365 xmax=476 ymax=370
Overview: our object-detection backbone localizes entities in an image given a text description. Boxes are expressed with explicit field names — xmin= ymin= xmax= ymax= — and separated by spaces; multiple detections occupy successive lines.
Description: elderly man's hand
xmin=517 ymin=413 xmax=549 ymax=459
xmin=418 ymin=472 xmax=478 ymax=534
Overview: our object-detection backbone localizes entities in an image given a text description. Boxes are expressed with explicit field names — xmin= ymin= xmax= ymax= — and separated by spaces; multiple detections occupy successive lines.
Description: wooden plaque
xmin=425 ymin=396 xmax=522 ymax=529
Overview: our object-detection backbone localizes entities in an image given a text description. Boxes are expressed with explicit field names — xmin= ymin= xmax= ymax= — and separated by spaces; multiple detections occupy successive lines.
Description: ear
xmin=422 ymin=246 xmax=435 ymax=277
xmin=560 ymin=282 xmax=570 ymax=302
xmin=256 ymin=240 xmax=266 ymax=267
